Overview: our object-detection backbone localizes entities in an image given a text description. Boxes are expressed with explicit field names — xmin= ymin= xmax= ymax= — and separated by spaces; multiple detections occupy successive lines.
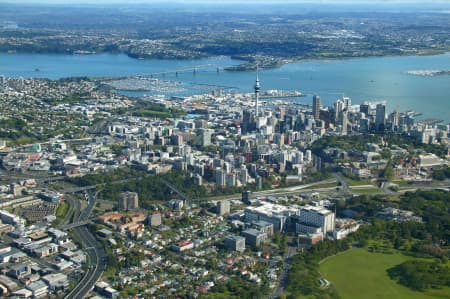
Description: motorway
xmin=65 ymin=226 xmax=107 ymax=299
xmin=64 ymin=191 xmax=107 ymax=299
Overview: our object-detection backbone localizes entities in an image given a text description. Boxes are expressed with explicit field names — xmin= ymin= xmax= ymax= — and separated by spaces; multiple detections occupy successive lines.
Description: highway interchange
xmin=63 ymin=191 xmax=107 ymax=299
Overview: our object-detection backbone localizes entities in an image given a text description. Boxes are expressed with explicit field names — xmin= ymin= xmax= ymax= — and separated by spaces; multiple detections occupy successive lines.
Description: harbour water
xmin=1 ymin=52 xmax=450 ymax=122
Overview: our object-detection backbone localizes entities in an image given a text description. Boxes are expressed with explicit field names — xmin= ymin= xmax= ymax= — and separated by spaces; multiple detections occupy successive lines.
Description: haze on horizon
xmin=4 ymin=0 xmax=450 ymax=4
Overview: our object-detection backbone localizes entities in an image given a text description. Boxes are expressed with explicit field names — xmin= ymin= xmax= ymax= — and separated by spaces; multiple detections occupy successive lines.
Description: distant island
xmin=406 ymin=70 xmax=450 ymax=76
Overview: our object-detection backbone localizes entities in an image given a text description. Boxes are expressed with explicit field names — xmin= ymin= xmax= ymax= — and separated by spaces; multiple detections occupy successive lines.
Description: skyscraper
xmin=334 ymin=99 xmax=345 ymax=125
xmin=360 ymin=104 xmax=370 ymax=116
xmin=375 ymin=103 xmax=386 ymax=132
xmin=342 ymin=97 xmax=351 ymax=110
xmin=217 ymin=200 xmax=231 ymax=215
xmin=242 ymin=109 xmax=255 ymax=134
xmin=340 ymin=109 xmax=348 ymax=136
xmin=312 ymin=95 xmax=321 ymax=120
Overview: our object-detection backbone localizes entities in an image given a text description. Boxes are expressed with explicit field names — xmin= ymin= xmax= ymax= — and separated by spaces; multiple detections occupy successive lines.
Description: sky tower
xmin=254 ymin=68 xmax=260 ymax=117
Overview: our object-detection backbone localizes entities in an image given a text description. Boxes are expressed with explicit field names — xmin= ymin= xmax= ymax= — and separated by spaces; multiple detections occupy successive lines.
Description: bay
xmin=1 ymin=52 xmax=450 ymax=122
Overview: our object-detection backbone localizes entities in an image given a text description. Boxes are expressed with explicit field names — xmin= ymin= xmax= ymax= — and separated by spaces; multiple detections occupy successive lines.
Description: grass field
xmin=345 ymin=178 xmax=372 ymax=186
xmin=319 ymin=249 xmax=450 ymax=299
xmin=55 ymin=201 xmax=69 ymax=218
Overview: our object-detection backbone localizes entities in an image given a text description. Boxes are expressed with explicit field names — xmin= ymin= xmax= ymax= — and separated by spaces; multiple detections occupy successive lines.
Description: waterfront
xmin=2 ymin=52 xmax=450 ymax=122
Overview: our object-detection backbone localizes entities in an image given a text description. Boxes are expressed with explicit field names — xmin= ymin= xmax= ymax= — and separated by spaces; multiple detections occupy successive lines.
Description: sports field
xmin=319 ymin=249 xmax=450 ymax=299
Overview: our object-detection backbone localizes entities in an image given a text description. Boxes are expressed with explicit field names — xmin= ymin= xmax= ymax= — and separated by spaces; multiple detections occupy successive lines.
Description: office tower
xmin=226 ymin=173 xmax=236 ymax=187
xmin=297 ymin=205 xmax=335 ymax=235
xmin=217 ymin=200 xmax=231 ymax=215
xmin=215 ymin=167 xmax=226 ymax=187
xmin=342 ymin=97 xmax=351 ymax=110
xmin=388 ymin=110 xmax=399 ymax=132
xmin=240 ymin=165 xmax=248 ymax=186
xmin=360 ymin=103 xmax=370 ymax=116
xmin=199 ymin=128 xmax=212 ymax=146
xmin=242 ymin=109 xmax=255 ymax=134
xmin=376 ymin=103 xmax=386 ymax=132
xmin=278 ymin=106 xmax=286 ymax=120
xmin=334 ymin=99 xmax=345 ymax=124
xmin=242 ymin=190 xmax=252 ymax=203
xmin=360 ymin=117 xmax=369 ymax=133
xmin=339 ymin=109 xmax=348 ymax=136
xmin=312 ymin=95 xmax=321 ymax=120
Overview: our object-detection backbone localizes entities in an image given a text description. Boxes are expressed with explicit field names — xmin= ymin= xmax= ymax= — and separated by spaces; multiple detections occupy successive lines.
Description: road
xmin=64 ymin=191 xmax=107 ymax=299
xmin=268 ymin=238 xmax=298 ymax=299
xmin=65 ymin=226 xmax=107 ymax=299
xmin=198 ymin=179 xmax=338 ymax=203
xmin=60 ymin=176 xmax=145 ymax=194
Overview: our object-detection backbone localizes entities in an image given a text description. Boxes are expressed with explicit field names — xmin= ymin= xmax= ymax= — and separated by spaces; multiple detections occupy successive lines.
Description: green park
xmin=320 ymin=249 xmax=450 ymax=299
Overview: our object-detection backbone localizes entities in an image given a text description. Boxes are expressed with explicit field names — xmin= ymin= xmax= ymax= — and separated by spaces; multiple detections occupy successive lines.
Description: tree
xmin=381 ymin=157 xmax=395 ymax=180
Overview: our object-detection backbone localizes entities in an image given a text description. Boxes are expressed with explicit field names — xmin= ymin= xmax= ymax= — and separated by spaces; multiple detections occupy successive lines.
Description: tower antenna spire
xmin=254 ymin=65 xmax=260 ymax=117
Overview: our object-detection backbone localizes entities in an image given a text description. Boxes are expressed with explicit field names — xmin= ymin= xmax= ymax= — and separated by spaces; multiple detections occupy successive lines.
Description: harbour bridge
xmin=137 ymin=64 xmax=224 ymax=78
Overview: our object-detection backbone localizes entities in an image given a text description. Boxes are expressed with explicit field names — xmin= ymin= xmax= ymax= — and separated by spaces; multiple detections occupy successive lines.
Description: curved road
xmin=65 ymin=226 xmax=107 ymax=299
xmin=64 ymin=191 xmax=107 ymax=299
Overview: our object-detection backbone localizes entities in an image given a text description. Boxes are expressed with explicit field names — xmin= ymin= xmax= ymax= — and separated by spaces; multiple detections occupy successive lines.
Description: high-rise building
xmin=226 ymin=173 xmax=236 ymax=187
xmin=360 ymin=117 xmax=370 ymax=133
xmin=342 ymin=97 xmax=351 ymax=110
xmin=240 ymin=165 xmax=248 ymax=186
xmin=198 ymin=128 xmax=213 ymax=146
xmin=118 ymin=192 xmax=139 ymax=211
xmin=242 ymin=109 xmax=255 ymax=134
xmin=339 ymin=109 xmax=348 ymax=136
xmin=296 ymin=205 xmax=335 ymax=236
xmin=217 ymin=200 xmax=230 ymax=215
xmin=375 ymin=103 xmax=386 ymax=132
xmin=312 ymin=95 xmax=321 ymax=120
xmin=242 ymin=190 xmax=252 ymax=203
xmin=334 ymin=99 xmax=345 ymax=124
xmin=360 ymin=104 xmax=370 ymax=116
xmin=388 ymin=110 xmax=399 ymax=132
xmin=215 ymin=167 xmax=226 ymax=187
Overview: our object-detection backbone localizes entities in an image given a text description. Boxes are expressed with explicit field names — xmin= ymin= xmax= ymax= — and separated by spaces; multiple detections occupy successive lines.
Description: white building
xmin=245 ymin=203 xmax=298 ymax=232
xmin=297 ymin=205 xmax=335 ymax=236
xmin=217 ymin=200 xmax=230 ymax=216
xmin=418 ymin=153 xmax=442 ymax=168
